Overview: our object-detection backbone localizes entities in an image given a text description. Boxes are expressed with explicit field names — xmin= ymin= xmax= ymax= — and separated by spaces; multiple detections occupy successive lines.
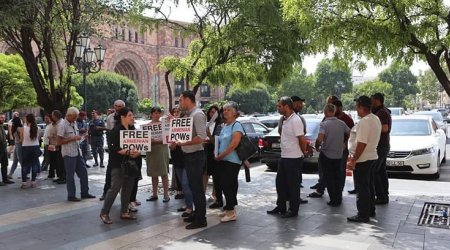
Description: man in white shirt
xmin=347 ymin=96 xmax=381 ymax=223
xmin=267 ymin=97 xmax=307 ymax=218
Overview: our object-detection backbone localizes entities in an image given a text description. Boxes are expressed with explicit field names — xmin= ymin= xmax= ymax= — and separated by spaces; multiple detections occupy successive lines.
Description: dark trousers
xmin=41 ymin=145 xmax=50 ymax=171
xmin=219 ymin=161 xmax=241 ymax=210
xmin=49 ymin=150 xmax=65 ymax=179
xmin=90 ymin=137 xmax=104 ymax=165
xmin=316 ymin=154 xmax=326 ymax=194
xmin=211 ymin=160 xmax=223 ymax=205
xmin=374 ymin=145 xmax=390 ymax=200
xmin=339 ymin=148 xmax=349 ymax=192
xmin=321 ymin=152 xmax=343 ymax=204
xmin=80 ymin=143 xmax=88 ymax=164
xmin=103 ymin=159 xmax=112 ymax=196
xmin=183 ymin=150 xmax=206 ymax=222
xmin=1 ymin=148 xmax=8 ymax=181
xmin=129 ymin=157 xmax=142 ymax=202
xmin=21 ymin=146 xmax=41 ymax=182
xmin=276 ymin=157 xmax=302 ymax=214
xmin=353 ymin=160 xmax=376 ymax=218
xmin=101 ymin=168 xmax=135 ymax=214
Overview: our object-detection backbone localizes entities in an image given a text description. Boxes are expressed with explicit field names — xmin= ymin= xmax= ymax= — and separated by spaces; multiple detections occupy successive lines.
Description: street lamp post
xmin=73 ymin=33 xmax=106 ymax=113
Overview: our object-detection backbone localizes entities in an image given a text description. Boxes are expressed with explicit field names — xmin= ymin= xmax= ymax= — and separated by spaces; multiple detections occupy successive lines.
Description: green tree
xmin=315 ymin=59 xmax=352 ymax=106
xmin=418 ymin=70 xmax=441 ymax=105
xmin=282 ymin=0 xmax=450 ymax=99
xmin=226 ymin=84 xmax=271 ymax=114
xmin=0 ymin=53 xmax=37 ymax=112
xmin=138 ymin=98 xmax=153 ymax=115
xmin=0 ymin=1 xmax=125 ymax=112
xmin=138 ymin=0 xmax=306 ymax=110
xmin=353 ymin=80 xmax=394 ymax=106
xmin=378 ymin=63 xmax=418 ymax=107
xmin=73 ymin=71 xmax=139 ymax=114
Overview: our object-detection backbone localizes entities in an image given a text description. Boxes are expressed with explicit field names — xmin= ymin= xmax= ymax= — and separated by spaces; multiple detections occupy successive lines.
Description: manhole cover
xmin=418 ymin=202 xmax=450 ymax=229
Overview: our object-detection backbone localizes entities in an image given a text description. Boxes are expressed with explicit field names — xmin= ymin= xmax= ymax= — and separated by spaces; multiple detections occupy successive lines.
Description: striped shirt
xmin=58 ymin=119 xmax=81 ymax=157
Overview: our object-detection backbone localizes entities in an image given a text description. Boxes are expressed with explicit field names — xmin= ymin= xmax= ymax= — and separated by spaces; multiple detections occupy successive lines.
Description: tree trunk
xmin=425 ymin=52 xmax=450 ymax=98
xmin=165 ymin=70 xmax=172 ymax=111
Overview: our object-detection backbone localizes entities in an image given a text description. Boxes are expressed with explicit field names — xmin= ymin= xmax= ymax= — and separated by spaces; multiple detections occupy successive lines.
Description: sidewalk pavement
xmin=0 ymin=156 xmax=449 ymax=250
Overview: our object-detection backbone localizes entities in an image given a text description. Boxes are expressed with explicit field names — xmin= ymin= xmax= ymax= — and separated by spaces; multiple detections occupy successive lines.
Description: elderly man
xmin=100 ymin=100 xmax=125 ymax=201
xmin=267 ymin=97 xmax=307 ymax=218
xmin=310 ymin=104 xmax=350 ymax=206
xmin=347 ymin=96 xmax=381 ymax=223
xmin=58 ymin=107 xmax=95 ymax=202
xmin=176 ymin=90 xmax=208 ymax=229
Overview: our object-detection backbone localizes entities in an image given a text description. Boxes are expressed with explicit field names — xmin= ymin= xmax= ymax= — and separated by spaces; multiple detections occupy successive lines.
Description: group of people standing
xmin=268 ymin=93 xmax=391 ymax=223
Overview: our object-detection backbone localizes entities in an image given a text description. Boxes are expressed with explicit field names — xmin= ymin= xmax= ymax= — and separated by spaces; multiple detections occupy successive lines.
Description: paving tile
xmin=424 ymin=238 xmax=450 ymax=250
xmin=393 ymin=232 xmax=425 ymax=250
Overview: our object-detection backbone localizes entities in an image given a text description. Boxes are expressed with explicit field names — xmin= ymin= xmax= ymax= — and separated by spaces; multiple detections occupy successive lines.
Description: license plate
xmin=386 ymin=160 xmax=404 ymax=167
xmin=272 ymin=143 xmax=280 ymax=149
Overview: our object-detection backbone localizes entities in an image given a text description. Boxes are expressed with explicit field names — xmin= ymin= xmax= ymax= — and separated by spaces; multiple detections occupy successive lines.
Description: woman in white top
xmin=19 ymin=114 xmax=41 ymax=188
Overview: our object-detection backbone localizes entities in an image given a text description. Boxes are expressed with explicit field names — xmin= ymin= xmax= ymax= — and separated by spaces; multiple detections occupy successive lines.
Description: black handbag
xmin=232 ymin=121 xmax=258 ymax=161
xmin=121 ymin=151 xmax=140 ymax=177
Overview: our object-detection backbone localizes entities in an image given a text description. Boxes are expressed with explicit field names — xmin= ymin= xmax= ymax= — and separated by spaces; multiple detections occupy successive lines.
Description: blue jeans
xmin=175 ymin=168 xmax=193 ymax=209
xmin=9 ymin=143 xmax=22 ymax=176
xmin=63 ymin=155 xmax=89 ymax=198
xmin=21 ymin=145 xmax=41 ymax=182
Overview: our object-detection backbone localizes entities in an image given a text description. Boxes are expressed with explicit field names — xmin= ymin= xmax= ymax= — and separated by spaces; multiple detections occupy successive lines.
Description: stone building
xmin=0 ymin=21 xmax=225 ymax=110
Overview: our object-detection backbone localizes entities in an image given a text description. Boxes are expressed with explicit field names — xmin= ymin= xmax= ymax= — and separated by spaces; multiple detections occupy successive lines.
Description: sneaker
xmin=3 ymin=179 xmax=14 ymax=184
xmin=128 ymin=203 xmax=138 ymax=212
xmin=93 ymin=163 xmax=99 ymax=167
xmin=163 ymin=196 xmax=170 ymax=203
xmin=347 ymin=215 xmax=369 ymax=223
xmin=146 ymin=196 xmax=158 ymax=201
xmin=0 ymin=182 xmax=6 ymax=186
xmin=220 ymin=211 xmax=236 ymax=223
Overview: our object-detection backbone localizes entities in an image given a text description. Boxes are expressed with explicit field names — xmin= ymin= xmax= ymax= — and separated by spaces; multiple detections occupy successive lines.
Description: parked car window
xmin=253 ymin=123 xmax=268 ymax=134
xmin=242 ymin=123 xmax=254 ymax=133
xmin=391 ymin=120 xmax=431 ymax=136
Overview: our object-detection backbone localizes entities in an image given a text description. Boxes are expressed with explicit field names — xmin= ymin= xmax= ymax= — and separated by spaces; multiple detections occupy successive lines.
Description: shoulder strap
xmin=232 ymin=121 xmax=247 ymax=136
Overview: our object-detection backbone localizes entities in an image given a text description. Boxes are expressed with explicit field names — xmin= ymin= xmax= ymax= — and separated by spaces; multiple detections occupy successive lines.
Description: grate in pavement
xmin=418 ymin=202 xmax=450 ymax=229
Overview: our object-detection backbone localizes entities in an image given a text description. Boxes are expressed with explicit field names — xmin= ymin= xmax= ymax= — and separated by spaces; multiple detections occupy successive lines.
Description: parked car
xmin=236 ymin=117 xmax=271 ymax=159
xmin=388 ymin=107 xmax=405 ymax=116
xmin=414 ymin=111 xmax=447 ymax=135
xmin=256 ymin=115 xmax=280 ymax=129
xmin=260 ymin=118 xmax=322 ymax=170
xmin=386 ymin=115 xmax=446 ymax=179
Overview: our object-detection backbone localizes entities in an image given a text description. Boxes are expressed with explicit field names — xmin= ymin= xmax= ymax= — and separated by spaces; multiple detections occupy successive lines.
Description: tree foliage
xmin=136 ymin=0 xmax=307 ymax=110
xmin=353 ymin=80 xmax=394 ymax=106
xmin=0 ymin=53 xmax=36 ymax=112
xmin=418 ymin=70 xmax=441 ymax=105
xmin=226 ymin=83 xmax=272 ymax=114
xmin=138 ymin=98 xmax=153 ymax=115
xmin=0 ymin=0 xmax=126 ymax=112
xmin=314 ymin=59 xmax=352 ymax=103
xmin=281 ymin=0 xmax=450 ymax=98
xmin=73 ymin=71 xmax=139 ymax=114
xmin=276 ymin=67 xmax=318 ymax=110
xmin=378 ymin=62 xmax=418 ymax=107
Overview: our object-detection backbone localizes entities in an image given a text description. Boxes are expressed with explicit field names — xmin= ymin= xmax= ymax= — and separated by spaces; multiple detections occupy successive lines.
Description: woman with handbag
xmin=214 ymin=101 xmax=244 ymax=223
xmin=19 ymin=114 xmax=41 ymax=189
xmin=100 ymin=107 xmax=141 ymax=224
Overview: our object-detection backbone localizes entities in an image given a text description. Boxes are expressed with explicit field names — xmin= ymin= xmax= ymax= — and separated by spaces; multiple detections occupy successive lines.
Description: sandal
xmin=100 ymin=213 xmax=113 ymax=224
xmin=120 ymin=213 xmax=137 ymax=220
xmin=163 ymin=196 xmax=170 ymax=203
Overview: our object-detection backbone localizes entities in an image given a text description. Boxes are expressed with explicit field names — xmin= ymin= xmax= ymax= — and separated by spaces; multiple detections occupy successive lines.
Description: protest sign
xmin=141 ymin=122 xmax=163 ymax=141
xmin=120 ymin=130 xmax=151 ymax=151
xmin=168 ymin=117 xmax=193 ymax=143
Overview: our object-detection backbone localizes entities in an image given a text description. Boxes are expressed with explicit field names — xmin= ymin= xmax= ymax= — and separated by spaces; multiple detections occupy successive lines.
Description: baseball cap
xmin=354 ymin=95 xmax=371 ymax=108
xmin=291 ymin=96 xmax=305 ymax=102
xmin=79 ymin=111 xmax=87 ymax=117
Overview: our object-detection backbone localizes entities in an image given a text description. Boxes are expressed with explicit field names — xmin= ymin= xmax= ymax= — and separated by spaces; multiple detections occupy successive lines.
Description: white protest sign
xmin=168 ymin=117 xmax=193 ymax=143
xmin=162 ymin=118 xmax=171 ymax=144
xmin=141 ymin=122 xmax=163 ymax=141
xmin=120 ymin=130 xmax=151 ymax=152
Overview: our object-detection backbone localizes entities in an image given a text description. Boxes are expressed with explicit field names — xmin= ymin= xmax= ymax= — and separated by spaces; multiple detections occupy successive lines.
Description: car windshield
xmin=390 ymin=119 xmax=431 ymax=136
xmin=414 ymin=112 xmax=443 ymax=122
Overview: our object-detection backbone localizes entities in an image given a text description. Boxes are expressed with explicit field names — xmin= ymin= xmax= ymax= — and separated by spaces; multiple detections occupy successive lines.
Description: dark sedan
xmin=260 ymin=118 xmax=321 ymax=170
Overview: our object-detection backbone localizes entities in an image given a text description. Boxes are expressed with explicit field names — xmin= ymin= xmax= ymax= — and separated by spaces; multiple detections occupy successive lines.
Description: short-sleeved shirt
xmin=89 ymin=119 xmax=105 ymax=137
xmin=319 ymin=117 xmax=350 ymax=159
xmin=58 ymin=119 xmax=81 ymax=157
xmin=348 ymin=113 xmax=381 ymax=163
xmin=281 ymin=113 xmax=305 ymax=158
xmin=218 ymin=121 xmax=245 ymax=165
xmin=181 ymin=107 xmax=207 ymax=153
xmin=278 ymin=113 xmax=306 ymax=135
xmin=373 ymin=105 xmax=392 ymax=146
xmin=337 ymin=112 xmax=354 ymax=129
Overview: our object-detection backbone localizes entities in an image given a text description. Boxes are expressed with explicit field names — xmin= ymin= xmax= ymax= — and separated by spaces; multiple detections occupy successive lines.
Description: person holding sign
xmin=144 ymin=107 xmax=170 ymax=203
xmin=100 ymin=107 xmax=141 ymax=224
xmin=176 ymin=90 xmax=208 ymax=230
xmin=214 ymin=102 xmax=244 ymax=223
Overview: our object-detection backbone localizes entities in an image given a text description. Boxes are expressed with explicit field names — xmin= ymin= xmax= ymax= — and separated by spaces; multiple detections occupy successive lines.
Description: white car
xmin=387 ymin=115 xmax=446 ymax=178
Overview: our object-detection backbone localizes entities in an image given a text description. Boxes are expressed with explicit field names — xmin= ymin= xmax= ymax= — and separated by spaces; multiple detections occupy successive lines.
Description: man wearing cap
xmin=76 ymin=111 xmax=91 ymax=168
xmin=347 ymin=96 xmax=381 ymax=223
xmin=371 ymin=93 xmax=392 ymax=205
